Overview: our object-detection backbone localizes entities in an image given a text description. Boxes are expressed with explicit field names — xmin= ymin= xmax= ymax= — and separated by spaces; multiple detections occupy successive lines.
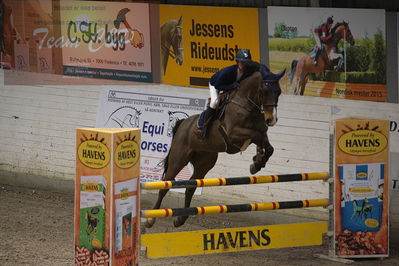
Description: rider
xmin=196 ymin=49 xmax=252 ymax=138
xmin=196 ymin=49 xmax=270 ymax=139
xmin=312 ymin=16 xmax=334 ymax=65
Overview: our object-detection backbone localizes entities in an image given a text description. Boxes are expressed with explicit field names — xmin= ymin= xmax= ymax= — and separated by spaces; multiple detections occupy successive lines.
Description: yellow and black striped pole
xmin=141 ymin=198 xmax=329 ymax=218
xmin=141 ymin=172 xmax=328 ymax=190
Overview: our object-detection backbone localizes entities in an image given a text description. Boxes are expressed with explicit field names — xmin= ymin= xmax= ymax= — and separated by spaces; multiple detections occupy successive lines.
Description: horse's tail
xmin=162 ymin=118 xmax=185 ymax=178
xmin=289 ymin=59 xmax=298 ymax=84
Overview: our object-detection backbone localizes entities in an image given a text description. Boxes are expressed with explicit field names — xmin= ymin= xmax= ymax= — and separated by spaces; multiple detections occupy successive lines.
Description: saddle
xmin=310 ymin=46 xmax=323 ymax=60
xmin=205 ymin=91 xmax=232 ymax=123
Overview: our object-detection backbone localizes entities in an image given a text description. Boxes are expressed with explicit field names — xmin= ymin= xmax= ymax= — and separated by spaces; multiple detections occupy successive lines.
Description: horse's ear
xmin=178 ymin=16 xmax=183 ymax=25
xmin=276 ymin=69 xmax=286 ymax=80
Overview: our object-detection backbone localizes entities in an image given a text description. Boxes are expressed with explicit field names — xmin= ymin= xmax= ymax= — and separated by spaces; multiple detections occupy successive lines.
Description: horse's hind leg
xmin=174 ymin=152 xmax=218 ymax=227
xmin=144 ymin=151 xmax=190 ymax=228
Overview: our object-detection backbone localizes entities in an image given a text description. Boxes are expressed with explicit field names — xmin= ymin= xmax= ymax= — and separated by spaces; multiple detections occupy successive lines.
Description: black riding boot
xmin=313 ymin=48 xmax=321 ymax=65
xmin=197 ymin=107 xmax=216 ymax=138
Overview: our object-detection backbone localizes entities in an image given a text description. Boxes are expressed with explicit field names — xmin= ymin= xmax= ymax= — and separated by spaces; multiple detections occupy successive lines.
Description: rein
xmin=230 ymin=79 xmax=278 ymax=114
xmin=162 ymin=25 xmax=183 ymax=59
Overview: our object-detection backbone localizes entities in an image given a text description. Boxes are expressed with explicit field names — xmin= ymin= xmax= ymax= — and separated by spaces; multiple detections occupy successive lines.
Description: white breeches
xmin=313 ymin=32 xmax=321 ymax=49
xmin=209 ymin=83 xmax=219 ymax=109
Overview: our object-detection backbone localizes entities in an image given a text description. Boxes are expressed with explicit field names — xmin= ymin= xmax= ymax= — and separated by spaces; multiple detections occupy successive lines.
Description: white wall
xmin=1 ymin=69 xmax=398 ymax=222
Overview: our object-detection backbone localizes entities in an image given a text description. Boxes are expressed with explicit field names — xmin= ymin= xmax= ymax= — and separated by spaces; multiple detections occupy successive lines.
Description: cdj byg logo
xmin=67 ymin=7 xmax=144 ymax=52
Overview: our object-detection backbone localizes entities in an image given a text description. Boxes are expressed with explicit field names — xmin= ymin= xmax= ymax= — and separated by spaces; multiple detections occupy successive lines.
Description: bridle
xmin=161 ymin=25 xmax=183 ymax=59
xmin=230 ymin=79 xmax=279 ymax=114
xmin=247 ymin=80 xmax=279 ymax=113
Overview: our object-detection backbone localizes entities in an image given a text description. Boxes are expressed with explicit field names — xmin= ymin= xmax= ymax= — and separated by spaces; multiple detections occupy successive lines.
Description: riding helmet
xmin=327 ymin=16 xmax=334 ymax=24
xmin=236 ymin=49 xmax=252 ymax=62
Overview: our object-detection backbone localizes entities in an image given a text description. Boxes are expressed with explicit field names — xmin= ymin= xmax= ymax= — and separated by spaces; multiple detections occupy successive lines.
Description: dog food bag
xmin=79 ymin=175 xmax=107 ymax=250
xmin=339 ymin=163 xmax=384 ymax=232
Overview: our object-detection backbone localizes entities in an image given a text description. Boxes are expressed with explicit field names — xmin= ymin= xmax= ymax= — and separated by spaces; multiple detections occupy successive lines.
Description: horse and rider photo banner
xmin=334 ymin=118 xmax=389 ymax=258
xmin=160 ymin=4 xmax=260 ymax=87
xmin=268 ymin=7 xmax=387 ymax=102
xmin=59 ymin=1 xmax=152 ymax=82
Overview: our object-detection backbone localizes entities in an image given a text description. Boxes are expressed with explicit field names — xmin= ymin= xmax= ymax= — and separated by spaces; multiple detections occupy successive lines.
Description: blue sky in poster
xmin=268 ymin=7 xmax=385 ymax=39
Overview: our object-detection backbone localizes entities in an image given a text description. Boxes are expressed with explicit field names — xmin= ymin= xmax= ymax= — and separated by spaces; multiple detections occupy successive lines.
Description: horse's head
xmin=167 ymin=111 xmax=188 ymax=137
xmin=260 ymin=69 xmax=285 ymax=126
xmin=332 ymin=21 xmax=355 ymax=46
xmin=171 ymin=16 xmax=184 ymax=65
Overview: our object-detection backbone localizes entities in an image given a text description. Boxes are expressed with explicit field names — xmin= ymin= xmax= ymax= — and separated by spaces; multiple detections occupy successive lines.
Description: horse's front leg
xmin=250 ymin=133 xmax=274 ymax=174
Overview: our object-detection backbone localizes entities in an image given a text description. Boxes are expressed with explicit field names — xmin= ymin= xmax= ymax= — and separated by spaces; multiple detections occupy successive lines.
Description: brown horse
xmin=160 ymin=16 xmax=183 ymax=76
xmin=1 ymin=1 xmax=15 ymax=68
xmin=289 ymin=22 xmax=355 ymax=95
xmin=145 ymin=66 xmax=285 ymax=228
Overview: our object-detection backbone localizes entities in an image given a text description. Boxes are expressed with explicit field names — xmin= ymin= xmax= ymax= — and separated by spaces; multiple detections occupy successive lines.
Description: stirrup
xmin=313 ymin=60 xmax=317 ymax=65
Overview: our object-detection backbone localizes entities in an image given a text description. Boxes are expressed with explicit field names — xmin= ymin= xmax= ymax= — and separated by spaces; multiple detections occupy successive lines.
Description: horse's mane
xmin=239 ymin=61 xmax=260 ymax=82
xmin=163 ymin=118 xmax=185 ymax=177
xmin=331 ymin=21 xmax=348 ymax=34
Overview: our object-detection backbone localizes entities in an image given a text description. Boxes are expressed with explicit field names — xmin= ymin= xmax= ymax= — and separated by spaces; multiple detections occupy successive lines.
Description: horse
xmin=289 ymin=21 xmax=355 ymax=96
xmin=145 ymin=66 xmax=285 ymax=228
xmin=160 ymin=16 xmax=183 ymax=76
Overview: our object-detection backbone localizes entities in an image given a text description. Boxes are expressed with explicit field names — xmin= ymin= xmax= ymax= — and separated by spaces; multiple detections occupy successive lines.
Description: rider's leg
xmin=197 ymin=83 xmax=217 ymax=137
xmin=313 ymin=32 xmax=321 ymax=65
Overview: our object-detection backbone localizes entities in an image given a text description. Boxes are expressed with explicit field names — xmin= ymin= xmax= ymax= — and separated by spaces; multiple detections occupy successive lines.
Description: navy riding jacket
xmin=210 ymin=63 xmax=271 ymax=92
xmin=209 ymin=65 xmax=240 ymax=92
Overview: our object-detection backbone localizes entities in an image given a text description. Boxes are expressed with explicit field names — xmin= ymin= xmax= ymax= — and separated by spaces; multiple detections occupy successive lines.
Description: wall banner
xmin=60 ymin=1 xmax=152 ymax=82
xmin=96 ymin=86 xmax=206 ymax=184
xmin=268 ymin=7 xmax=386 ymax=102
xmin=334 ymin=118 xmax=389 ymax=258
xmin=160 ymin=4 xmax=260 ymax=87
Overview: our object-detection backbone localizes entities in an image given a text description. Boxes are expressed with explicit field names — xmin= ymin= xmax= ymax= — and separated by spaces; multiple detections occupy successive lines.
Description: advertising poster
xmin=60 ymin=1 xmax=152 ymax=82
xmin=160 ymin=4 xmax=260 ymax=87
xmin=96 ymin=86 xmax=206 ymax=184
xmin=334 ymin=118 xmax=389 ymax=257
xmin=268 ymin=7 xmax=386 ymax=102
xmin=389 ymin=116 xmax=399 ymax=236
xmin=75 ymin=128 xmax=140 ymax=265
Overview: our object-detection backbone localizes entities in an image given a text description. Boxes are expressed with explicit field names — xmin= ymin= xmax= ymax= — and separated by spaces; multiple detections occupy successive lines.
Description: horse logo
xmin=289 ymin=21 xmax=355 ymax=95
xmin=105 ymin=106 xmax=142 ymax=128
xmin=160 ymin=16 xmax=183 ymax=76
xmin=351 ymin=198 xmax=373 ymax=221
xmin=167 ymin=111 xmax=189 ymax=137
xmin=16 ymin=55 xmax=27 ymax=70
xmin=39 ymin=57 xmax=49 ymax=71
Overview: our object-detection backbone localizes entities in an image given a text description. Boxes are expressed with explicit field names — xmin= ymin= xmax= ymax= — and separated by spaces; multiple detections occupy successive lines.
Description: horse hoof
xmin=145 ymin=218 xmax=155 ymax=228
xmin=250 ymin=164 xmax=259 ymax=175
xmin=173 ymin=220 xmax=183 ymax=227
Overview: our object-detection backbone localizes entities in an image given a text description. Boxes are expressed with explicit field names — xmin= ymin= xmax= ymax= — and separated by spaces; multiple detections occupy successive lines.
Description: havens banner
xmin=160 ymin=4 xmax=260 ymax=87
xmin=60 ymin=1 xmax=152 ymax=82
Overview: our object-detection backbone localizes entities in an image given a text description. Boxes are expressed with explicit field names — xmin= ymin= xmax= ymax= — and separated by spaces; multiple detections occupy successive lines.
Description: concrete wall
xmin=1 ymin=69 xmax=399 ymax=222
